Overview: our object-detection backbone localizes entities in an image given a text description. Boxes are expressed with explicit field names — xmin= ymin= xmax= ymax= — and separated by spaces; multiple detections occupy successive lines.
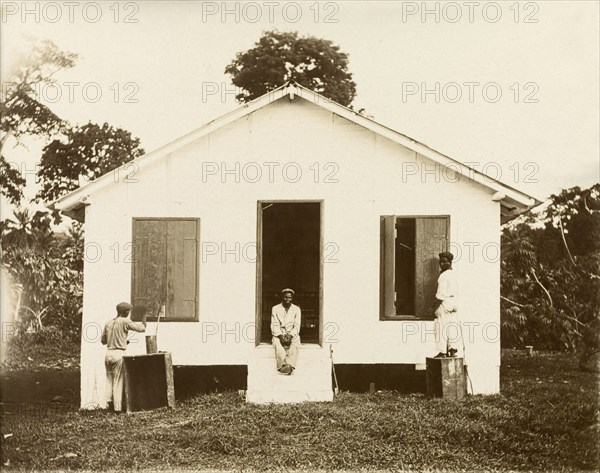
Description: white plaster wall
xmin=80 ymin=97 xmax=501 ymax=407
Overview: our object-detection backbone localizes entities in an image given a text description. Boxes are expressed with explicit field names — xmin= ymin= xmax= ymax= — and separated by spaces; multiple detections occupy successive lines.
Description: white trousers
xmin=434 ymin=309 xmax=462 ymax=355
xmin=105 ymin=349 xmax=125 ymax=411
xmin=272 ymin=337 xmax=300 ymax=370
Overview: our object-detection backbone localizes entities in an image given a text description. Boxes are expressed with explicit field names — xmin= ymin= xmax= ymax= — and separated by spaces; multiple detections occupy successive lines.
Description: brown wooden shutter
xmin=414 ymin=217 xmax=449 ymax=318
xmin=132 ymin=219 xmax=168 ymax=320
xmin=132 ymin=219 xmax=199 ymax=321
xmin=166 ymin=220 xmax=198 ymax=320
xmin=380 ymin=216 xmax=397 ymax=318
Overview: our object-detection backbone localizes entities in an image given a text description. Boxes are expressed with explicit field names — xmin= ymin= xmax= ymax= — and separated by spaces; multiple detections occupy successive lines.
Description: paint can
xmin=146 ymin=335 xmax=158 ymax=354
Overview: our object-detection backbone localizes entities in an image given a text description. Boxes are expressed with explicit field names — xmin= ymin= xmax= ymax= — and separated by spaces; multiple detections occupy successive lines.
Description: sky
xmin=1 ymin=0 xmax=599 ymax=211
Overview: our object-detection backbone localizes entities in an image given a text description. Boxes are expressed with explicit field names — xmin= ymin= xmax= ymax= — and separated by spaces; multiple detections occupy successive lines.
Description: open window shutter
xmin=414 ymin=217 xmax=449 ymax=317
xmin=132 ymin=220 xmax=167 ymax=320
xmin=166 ymin=220 xmax=198 ymax=320
xmin=380 ymin=216 xmax=396 ymax=318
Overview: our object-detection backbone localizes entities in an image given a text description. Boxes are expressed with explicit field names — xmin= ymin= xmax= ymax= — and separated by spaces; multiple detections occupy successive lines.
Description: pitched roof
xmin=53 ymin=82 xmax=541 ymax=221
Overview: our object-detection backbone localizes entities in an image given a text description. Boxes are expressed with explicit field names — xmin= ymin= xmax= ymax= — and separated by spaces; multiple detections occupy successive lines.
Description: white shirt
xmin=271 ymin=303 xmax=301 ymax=339
xmin=436 ymin=269 xmax=458 ymax=312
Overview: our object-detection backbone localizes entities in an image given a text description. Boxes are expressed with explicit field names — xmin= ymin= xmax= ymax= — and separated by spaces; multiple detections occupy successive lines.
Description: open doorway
xmin=256 ymin=202 xmax=322 ymax=344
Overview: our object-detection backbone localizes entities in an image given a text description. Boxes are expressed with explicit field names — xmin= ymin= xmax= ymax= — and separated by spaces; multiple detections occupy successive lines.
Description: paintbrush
xmin=155 ymin=303 xmax=165 ymax=337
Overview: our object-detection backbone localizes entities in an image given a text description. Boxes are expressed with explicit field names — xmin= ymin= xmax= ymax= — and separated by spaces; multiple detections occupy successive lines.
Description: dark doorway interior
xmin=260 ymin=202 xmax=320 ymax=343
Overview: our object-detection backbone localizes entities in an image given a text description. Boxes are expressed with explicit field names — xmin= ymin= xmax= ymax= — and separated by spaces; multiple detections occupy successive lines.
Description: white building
xmin=54 ymin=83 xmax=539 ymax=406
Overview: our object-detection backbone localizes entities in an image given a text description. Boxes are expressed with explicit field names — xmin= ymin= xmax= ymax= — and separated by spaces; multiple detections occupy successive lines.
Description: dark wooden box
xmin=123 ymin=352 xmax=175 ymax=412
xmin=426 ymin=357 xmax=466 ymax=400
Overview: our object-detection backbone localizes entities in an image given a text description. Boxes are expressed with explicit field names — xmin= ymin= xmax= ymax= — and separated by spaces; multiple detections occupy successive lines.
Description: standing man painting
xmin=432 ymin=252 xmax=460 ymax=358
xmin=101 ymin=302 xmax=147 ymax=412
xmin=271 ymin=288 xmax=301 ymax=375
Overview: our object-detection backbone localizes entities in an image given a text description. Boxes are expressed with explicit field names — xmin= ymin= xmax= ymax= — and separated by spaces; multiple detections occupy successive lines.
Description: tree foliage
xmin=1 ymin=39 xmax=77 ymax=204
xmin=0 ymin=40 xmax=143 ymax=366
xmin=501 ymin=184 xmax=600 ymax=365
xmin=0 ymin=159 xmax=26 ymax=205
xmin=37 ymin=122 xmax=145 ymax=201
xmin=225 ymin=30 xmax=356 ymax=106
xmin=1 ymin=208 xmax=83 ymax=340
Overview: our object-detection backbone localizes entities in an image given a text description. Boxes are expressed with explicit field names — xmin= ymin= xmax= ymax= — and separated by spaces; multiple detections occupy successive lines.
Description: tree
xmin=0 ymin=160 xmax=26 ymax=205
xmin=225 ymin=30 xmax=356 ymax=107
xmin=1 ymin=206 xmax=62 ymax=253
xmin=1 ymin=39 xmax=77 ymax=204
xmin=0 ymin=208 xmax=83 ymax=337
xmin=37 ymin=122 xmax=145 ymax=202
xmin=501 ymin=184 xmax=600 ymax=368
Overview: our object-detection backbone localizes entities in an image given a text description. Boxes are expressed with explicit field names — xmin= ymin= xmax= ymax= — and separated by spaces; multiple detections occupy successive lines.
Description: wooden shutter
xmin=380 ymin=216 xmax=397 ymax=319
xmin=414 ymin=217 xmax=449 ymax=318
xmin=132 ymin=219 xmax=168 ymax=320
xmin=166 ymin=220 xmax=198 ymax=320
xmin=132 ymin=219 xmax=199 ymax=321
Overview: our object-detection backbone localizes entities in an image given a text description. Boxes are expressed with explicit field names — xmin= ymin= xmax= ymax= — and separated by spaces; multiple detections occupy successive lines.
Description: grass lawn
xmin=1 ymin=350 xmax=598 ymax=472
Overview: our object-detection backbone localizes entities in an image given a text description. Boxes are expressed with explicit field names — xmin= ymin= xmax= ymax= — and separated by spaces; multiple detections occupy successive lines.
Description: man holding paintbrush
xmin=101 ymin=302 xmax=147 ymax=412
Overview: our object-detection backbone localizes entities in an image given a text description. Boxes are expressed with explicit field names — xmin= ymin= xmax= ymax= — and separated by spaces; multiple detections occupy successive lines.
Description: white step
xmin=246 ymin=345 xmax=333 ymax=404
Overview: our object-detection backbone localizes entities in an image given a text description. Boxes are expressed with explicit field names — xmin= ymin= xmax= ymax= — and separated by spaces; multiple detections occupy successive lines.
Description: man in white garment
xmin=271 ymin=288 xmax=301 ymax=375
xmin=432 ymin=252 xmax=460 ymax=358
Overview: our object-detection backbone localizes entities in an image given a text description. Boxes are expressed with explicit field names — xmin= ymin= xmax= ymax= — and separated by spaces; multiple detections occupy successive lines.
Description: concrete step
xmin=247 ymin=389 xmax=334 ymax=403
xmin=247 ymin=345 xmax=333 ymax=404
xmin=248 ymin=358 xmax=330 ymax=390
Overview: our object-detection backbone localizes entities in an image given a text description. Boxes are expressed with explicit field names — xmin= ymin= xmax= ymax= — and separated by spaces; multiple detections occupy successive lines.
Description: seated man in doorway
xmin=271 ymin=288 xmax=301 ymax=375
xmin=432 ymin=252 xmax=461 ymax=358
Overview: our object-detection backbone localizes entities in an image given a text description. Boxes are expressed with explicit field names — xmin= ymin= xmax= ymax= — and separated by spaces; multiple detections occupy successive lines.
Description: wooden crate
xmin=425 ymin=357 xmax=466 ymax=400
xmin=123 ymin=352 xmax=175 ymax=412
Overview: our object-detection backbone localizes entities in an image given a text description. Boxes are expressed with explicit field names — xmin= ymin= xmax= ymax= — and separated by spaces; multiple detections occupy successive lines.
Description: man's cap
xmin=439 ymin=252 xmax=454 ymax=262
xmin=281 ymin=288 xmax=295 ymax=295
xmin=116 ymin=302 xmax=132 ymax=312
